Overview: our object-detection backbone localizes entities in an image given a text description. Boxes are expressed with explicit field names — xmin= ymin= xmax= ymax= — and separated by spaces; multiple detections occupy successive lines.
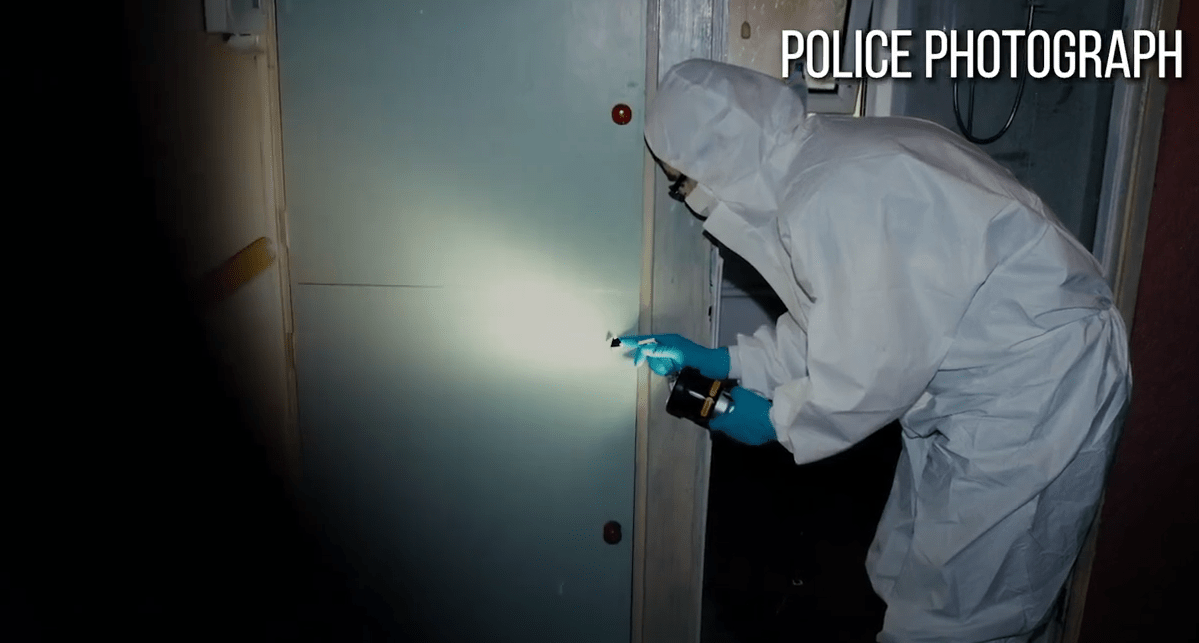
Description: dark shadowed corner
xmin=4 ymin=4 xmax=393 ymax=641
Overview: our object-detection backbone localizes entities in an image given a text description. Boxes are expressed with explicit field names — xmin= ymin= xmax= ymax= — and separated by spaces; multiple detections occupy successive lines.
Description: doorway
xmin=700 ymin=0 xmax=1130 ymax=639
xmin=701 ymin=251 xmax=902 ymax=643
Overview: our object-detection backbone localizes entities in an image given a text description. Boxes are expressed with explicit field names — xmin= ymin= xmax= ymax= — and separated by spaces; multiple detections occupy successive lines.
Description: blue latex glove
xmin=618 ymin=334 xmax=730 ymax=379
xmin=709 ymin=387 xmax=776 ymax=446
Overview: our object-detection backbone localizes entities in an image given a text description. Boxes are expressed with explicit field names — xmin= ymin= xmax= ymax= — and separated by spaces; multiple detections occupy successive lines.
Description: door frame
xmin=261 ymin=0 xmax=302 ymax=492
xmin=632 ymin=1 xmax=727 ymax=641
xmin=1062 ymin=1 xmax=1179 ymax=641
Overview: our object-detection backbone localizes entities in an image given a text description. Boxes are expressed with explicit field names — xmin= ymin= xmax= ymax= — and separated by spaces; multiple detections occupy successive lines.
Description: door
xmin=275 ymin=1 xmax=647 ymax=640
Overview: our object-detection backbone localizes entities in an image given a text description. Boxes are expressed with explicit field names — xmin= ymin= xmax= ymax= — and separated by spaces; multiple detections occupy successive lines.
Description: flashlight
xmin=665 ymin=367 xmax=734 ymax=429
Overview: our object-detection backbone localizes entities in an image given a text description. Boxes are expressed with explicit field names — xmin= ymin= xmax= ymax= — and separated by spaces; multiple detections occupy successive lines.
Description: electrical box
xmin=205 ymin=0 xmax=265 ymax=36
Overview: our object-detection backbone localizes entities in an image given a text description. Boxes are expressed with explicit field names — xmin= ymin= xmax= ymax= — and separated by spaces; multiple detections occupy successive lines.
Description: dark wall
xmin=1080 ymin=4 xmax=1199 ymax=641
xmin=3 ymin=4 xmax=382 ymax=640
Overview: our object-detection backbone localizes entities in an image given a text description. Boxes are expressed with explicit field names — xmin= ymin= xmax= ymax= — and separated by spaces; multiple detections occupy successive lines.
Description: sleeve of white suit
xmin=727 ymin=312 xmax=808 ymax=397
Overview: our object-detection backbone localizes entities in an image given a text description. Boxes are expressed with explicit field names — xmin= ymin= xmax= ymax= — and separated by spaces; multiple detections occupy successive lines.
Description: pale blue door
xmin=276 ymin=1 xmax=647 ymax=640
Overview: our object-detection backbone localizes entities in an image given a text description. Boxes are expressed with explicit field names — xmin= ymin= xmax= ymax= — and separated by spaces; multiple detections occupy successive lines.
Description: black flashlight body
xmin=666 ymin=367 xmax=735 ymax=429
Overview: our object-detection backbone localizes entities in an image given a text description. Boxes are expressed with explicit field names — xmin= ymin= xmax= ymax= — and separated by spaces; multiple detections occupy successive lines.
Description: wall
xmin=725 ymin=0 xmax=848 ymax=82
xmin=1079 ymin=1 xmax=1199 ymax=639
xmin=7 ymin=2 xmax=341 ymax=639
xmin=276 ymin=1 xmax=649 ymax=639
xmin=122 ymin=0 xmax=296 ymax=483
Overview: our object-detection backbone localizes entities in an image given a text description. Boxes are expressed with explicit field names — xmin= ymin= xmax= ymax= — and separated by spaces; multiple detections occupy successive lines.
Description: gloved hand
xmin=709 ymin=387 xmax=776 ymax=446
xmin=618 ymin=334 xmax=730 ymax=379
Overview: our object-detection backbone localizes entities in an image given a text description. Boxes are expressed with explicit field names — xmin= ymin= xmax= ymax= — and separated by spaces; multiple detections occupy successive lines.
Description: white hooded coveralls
xmin=644 ymin=60 xmax=1131 ymax=642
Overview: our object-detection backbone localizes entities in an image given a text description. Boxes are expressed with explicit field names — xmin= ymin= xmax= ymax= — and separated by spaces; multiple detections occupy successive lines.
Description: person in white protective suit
xmin=620 ymin=59 xmax=1132 ymax=642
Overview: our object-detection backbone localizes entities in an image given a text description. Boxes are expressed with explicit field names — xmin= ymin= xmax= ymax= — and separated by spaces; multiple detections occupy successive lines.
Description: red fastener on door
xmin=611 ymin=104 xmax=632 ymax=125
xmin=603 ymin=520 xmax=622 ymax=544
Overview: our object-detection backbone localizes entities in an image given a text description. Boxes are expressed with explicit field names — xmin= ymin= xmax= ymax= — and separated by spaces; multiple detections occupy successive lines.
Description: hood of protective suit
xmin=645 ymin=59 xmax=810 ymax=216
xmin=645 ymin=60 xmax=822 ymax=324
xmin=644 ymin=59 xmax=1108 ymax=334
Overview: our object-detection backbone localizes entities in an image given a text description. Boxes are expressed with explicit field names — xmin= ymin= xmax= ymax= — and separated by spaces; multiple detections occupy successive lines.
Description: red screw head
xmin=611 ymin=103 xmax=632 ymax=125
xmin=603 ymin=521 xmax=623 ymax=544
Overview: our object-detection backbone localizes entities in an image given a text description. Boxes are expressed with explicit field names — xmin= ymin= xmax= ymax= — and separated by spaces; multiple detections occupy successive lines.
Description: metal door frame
xmin=1062 ymin=1 xmax=1179 ymax=641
